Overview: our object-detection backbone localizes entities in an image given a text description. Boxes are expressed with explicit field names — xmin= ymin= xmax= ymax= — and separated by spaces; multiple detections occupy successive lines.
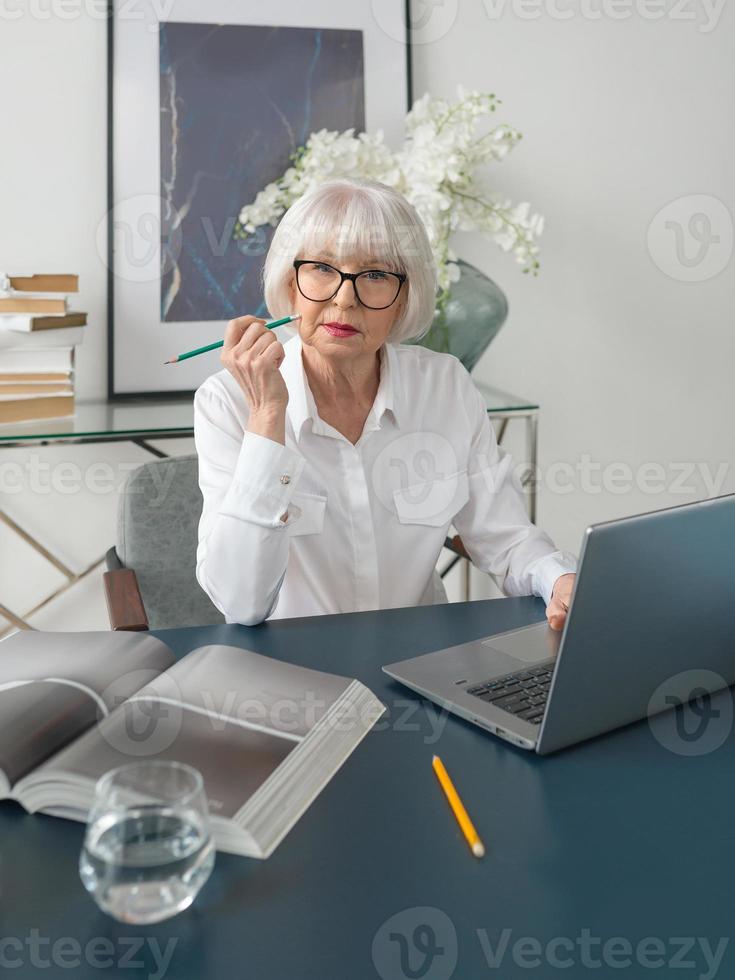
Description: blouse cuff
xmin=220 ymin=430 xmax=306 ymax=529
xmin=530 ymin=551 xmax=578 ymax=607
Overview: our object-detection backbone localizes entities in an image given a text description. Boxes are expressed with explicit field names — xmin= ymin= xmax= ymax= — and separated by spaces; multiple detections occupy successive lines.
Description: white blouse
xmin=193 ymin=328 xmax=577 ymax=626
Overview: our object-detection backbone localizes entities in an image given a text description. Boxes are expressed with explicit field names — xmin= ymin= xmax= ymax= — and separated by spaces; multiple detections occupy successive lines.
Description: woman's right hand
xmin=221 ymin=316 xmax=288 ymax=420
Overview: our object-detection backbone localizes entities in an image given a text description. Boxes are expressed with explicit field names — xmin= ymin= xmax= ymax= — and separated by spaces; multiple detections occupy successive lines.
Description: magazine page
xmin=20 ymin=645 xmax=354 ymax=818
xmin=15 ymin=645 xmax=385 ymax=857
xmin=0 ymin=630 xmax=174 ymax=789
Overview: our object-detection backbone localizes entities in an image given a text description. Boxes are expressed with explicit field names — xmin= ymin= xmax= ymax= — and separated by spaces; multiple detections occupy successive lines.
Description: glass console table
xmin=0 ymin=386 xmax=539 ymax=629
xmin=0 ymin=399 xmax=195 ymax=447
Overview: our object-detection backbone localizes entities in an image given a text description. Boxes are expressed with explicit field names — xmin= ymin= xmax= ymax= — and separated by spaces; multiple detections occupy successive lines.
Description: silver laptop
xmin=383 ymin=493 xmax=735 ymax=754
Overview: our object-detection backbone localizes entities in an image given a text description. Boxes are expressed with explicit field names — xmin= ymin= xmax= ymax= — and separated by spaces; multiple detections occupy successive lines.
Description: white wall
xmin=0 ymin=10 xmax=108 ymax=399
xmin=412 ymin=1 xmax=735 ymax=558
xmin=1 ymin=3 xmax=733 ymax=594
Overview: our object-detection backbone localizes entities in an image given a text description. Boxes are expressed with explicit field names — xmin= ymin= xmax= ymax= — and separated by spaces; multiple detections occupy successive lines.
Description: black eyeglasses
xmin=293 ymin=260 xmax=407 ymax=310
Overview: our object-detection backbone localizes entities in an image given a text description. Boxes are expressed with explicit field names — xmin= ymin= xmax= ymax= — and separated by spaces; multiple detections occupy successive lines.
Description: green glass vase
xmin=409 ymin=259 xmax=509 ymax=373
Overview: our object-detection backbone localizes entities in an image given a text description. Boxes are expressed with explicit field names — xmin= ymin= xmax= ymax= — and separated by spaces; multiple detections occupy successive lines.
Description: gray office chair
xmin=104 ymin=453 xmax=469 ymax=631
xmin=104 ymin=454 xmax=225 ymax=631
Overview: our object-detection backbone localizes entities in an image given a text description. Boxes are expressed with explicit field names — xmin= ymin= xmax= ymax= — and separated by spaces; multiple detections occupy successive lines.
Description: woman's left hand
xmin=546 ymin=573 xmax=576 ymax=631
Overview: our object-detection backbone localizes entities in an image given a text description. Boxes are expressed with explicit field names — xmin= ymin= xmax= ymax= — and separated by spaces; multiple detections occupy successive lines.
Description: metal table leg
xmin=446 ymin=408 xmax=539 ymax=603
xmin=524 ymin=413 xmax=539 ymax=524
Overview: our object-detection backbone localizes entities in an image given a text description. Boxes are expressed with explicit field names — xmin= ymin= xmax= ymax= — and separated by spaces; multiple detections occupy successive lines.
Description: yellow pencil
xmin=432 ymin=755 xmax=485 ymax=858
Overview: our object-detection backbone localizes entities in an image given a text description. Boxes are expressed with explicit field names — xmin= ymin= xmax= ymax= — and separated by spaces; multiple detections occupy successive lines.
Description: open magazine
xmin=0 ymin=631 xmax=385 ymax=858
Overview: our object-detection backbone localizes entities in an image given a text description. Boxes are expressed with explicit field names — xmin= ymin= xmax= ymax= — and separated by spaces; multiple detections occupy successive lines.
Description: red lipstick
xmin=322 ymin=322 xmax=358 ymax=337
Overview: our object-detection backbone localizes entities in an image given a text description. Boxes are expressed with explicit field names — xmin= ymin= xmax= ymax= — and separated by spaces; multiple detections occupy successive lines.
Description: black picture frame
xmin=106 ymin=0 xmax=413 ymax=400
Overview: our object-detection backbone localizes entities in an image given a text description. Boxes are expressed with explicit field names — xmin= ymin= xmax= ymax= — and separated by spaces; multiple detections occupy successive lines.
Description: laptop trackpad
xmin=481 ymin=622 xmax=561 ymax=665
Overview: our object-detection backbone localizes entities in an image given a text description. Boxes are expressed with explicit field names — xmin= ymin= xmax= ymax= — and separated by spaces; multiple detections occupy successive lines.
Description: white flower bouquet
xmin=234 ymin=86 xmax=544 ymax=315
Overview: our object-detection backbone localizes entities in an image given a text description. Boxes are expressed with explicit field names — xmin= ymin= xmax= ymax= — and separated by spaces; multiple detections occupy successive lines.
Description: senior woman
xmin=194 ymin=177 xmax=577 ymax=628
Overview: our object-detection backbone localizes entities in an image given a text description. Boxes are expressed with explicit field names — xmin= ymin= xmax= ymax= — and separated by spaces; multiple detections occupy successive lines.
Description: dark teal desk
xmin=2 ymin=597 xmax=734 ymax=980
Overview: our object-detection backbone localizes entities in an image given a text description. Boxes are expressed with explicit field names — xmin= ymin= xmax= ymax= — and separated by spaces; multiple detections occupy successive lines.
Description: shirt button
xmin=280 ymin=474 xmax=291 ymax=485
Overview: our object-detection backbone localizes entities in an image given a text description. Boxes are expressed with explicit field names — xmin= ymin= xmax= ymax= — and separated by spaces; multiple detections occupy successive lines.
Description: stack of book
xmin=0 ymin=273 xmax=86 ymax=424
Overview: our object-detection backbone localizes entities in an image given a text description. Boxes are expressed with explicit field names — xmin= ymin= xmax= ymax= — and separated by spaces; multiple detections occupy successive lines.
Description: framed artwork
xmin=106 ymin=0 xmax=412 ymax=398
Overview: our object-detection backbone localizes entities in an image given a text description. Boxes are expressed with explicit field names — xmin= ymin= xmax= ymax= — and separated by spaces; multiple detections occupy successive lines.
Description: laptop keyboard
xmin=465 ymin=660 xmax=555 ymax=725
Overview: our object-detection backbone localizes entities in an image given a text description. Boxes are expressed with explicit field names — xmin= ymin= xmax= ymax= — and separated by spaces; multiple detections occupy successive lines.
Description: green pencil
xmin=164 ymin=313 xmax=302 ymax=364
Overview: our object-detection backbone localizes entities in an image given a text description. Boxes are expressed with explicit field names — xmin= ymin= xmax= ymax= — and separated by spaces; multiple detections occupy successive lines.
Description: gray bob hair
xmin=263 ymin=177 xmax=438 ymax=344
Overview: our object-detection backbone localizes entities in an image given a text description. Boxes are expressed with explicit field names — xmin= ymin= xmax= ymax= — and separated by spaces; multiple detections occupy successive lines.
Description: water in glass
xmin=79 ymin=761 xmax=215 ymax=924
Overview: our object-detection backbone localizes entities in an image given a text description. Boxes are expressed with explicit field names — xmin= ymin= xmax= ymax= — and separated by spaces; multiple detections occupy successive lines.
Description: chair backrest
xmin=117 ymin=454 xmax=225 ymax=630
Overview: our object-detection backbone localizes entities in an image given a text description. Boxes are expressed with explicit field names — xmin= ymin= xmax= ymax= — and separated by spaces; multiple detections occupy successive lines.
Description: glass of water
xmin=79 ymin=760 xmax=215 ymax=924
